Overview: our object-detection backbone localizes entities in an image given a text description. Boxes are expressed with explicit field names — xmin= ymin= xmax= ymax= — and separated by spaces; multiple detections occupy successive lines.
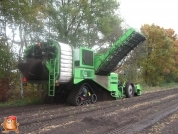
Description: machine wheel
xmin=91 ymin=94 xmax=97 ymax=103
xmin=125 ymin=82 xmax=134 ymax=98
xmin=76 ymin=96 xmax=82 ymax=106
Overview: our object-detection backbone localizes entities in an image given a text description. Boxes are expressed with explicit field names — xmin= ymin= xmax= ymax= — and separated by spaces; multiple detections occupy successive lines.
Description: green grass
xmin=142 ymin=82 xmax=178 ymax=93
xmin=0 ymin=98 xmax=42 ymax=107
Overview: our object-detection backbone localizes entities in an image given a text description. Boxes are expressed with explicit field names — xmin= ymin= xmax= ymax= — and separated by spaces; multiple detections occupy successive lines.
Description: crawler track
xmin=1 ymin=88 xmax=178 ymax=134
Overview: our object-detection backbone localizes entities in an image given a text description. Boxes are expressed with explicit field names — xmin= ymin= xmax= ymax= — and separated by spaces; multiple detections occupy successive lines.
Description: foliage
xmin=116 ymin=42 xmax=146 ymax=84
xmin=0 ymin=0 xmax=48 ymax=37
xmin=142 ymin=82 xmax=178 ymax=92
xmin=0 ymin=43 xmax=13 ymax=78
xmin=1 ymin=0 xmax=123 ymax=55
xmin=140 ymin=24 xmax=177 ymax=86
xmin=46 ymin=0 xmax=123 ymax=47
xmin=5 ymin=83 xmax=44 ymax=106
xmin=0 ymin=42 xmax=15 ymax=101
xmin=0 ymin=0 xmax=49 ymax=60
xmin=0 ymin=99 xmax=41 ymax=107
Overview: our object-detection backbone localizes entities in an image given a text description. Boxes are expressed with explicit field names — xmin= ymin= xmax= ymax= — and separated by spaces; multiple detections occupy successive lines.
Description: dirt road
xmin=1 ymin=88 xmax=178 ymax=134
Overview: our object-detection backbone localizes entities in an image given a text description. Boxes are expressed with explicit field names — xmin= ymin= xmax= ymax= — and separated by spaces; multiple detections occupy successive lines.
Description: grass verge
xmin=0 ymin=98 xmax=42 ymax=107
xmin=142 ymin=82 xmax=178 ymax=93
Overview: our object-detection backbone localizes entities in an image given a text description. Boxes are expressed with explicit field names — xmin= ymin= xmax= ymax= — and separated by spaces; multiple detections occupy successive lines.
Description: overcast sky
xmin=119 ymin=0 xmax=178 ymax=33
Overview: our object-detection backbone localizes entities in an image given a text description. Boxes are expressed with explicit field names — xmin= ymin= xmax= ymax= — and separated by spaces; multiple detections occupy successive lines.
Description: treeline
xmin=141 ymin=24 xmax=178 ymax=86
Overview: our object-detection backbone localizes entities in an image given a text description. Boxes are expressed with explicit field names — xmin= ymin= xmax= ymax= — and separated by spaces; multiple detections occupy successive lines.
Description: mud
xmin=0 ymin=88 xmax=178 ymax=134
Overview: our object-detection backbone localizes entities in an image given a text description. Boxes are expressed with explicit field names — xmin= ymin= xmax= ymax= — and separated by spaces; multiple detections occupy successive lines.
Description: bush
xmin=0 ymin=81 xmax=47 ymax=107
xmin=0 ymin=78 xmax=10 ymax=102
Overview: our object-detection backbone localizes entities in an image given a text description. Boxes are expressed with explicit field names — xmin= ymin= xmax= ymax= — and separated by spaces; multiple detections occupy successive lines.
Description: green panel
xmin=108 ymin=73 xmax=118 ymax=91
xmin=94 ymin=75 xmax=109 ymax=90
xmin=94 ymin=73 xmax=123 ymax=99
xmin=135 ymin=84 xmax=142 ymax=95
xmin=74 ymin=78 xmax=84 ymax=84
xmin=109 ymin=73 xmax=122 ymax=98
xmin=74 ymin=68 xmax=95 ymax=84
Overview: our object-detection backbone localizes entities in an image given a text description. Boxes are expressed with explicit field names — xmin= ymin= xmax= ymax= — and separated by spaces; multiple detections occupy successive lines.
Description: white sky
xmin=119 ymin=0 xmax=178 ymax=33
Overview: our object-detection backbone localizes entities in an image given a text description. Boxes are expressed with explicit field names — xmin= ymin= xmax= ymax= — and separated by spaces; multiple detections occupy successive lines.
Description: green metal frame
xmin=94 ymin=28 xmax=135 ymax=73
xmin=94 ymin=28 xmax=146 ymax=75
xmin=73 ymin=68 xmax=95 ymax=84
xmin=109 ymin=73 xmax=123 ymax=98
xmin=72 ymin=28 xmax=145 ymax=99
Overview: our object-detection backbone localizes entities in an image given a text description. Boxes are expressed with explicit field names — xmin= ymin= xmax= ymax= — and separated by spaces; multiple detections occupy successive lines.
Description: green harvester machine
xmin=18 ymin=28 xmax=146 ymax=106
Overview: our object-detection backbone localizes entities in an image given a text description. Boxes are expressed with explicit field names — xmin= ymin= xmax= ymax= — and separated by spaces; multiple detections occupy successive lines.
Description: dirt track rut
xmin=1 ymin=88 xmax=178 ymax=134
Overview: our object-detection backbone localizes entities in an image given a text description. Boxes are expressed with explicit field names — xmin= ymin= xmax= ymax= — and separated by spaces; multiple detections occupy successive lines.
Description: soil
xmin=1 ymin=88 xmax=178 ymax=134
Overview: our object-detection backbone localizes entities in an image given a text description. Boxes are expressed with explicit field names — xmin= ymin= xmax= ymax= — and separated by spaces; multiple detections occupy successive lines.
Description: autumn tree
xmin=140 ymin=24 xmax=176 ymax=86
xmin=165 ymin=29 xmax=178 ymax=82
xmin=116 ymin=41 xmax=147 ymax=84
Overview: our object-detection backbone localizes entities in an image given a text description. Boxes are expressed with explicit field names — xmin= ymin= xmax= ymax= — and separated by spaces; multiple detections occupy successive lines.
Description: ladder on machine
xmin=48 ymin=59 xmax=57 ymax=96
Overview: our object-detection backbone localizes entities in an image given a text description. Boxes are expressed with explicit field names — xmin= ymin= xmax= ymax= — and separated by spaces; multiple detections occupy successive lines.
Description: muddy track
xmin=0 ymin=88 xmax=172 ymax=116
xmin=1 ymin=88 xmax=178 ymax=134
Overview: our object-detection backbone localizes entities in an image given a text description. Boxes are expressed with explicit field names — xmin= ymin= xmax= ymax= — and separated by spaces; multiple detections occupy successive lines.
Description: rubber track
xmin=67 ymin=84 xmax=81 ymax=106
xmin=66 ymin=83 xmax=95 ymax=106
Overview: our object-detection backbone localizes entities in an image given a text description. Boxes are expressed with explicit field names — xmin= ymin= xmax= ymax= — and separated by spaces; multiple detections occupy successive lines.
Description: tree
xmin=1 ymin=0 xmax=123 ymax=52
xmin=0 ymin=0 xmax=49 ymax=58
xmin=140 ymin=24 xmax=176 ymax=86
xmin=116 ymin=41 xmax=147 ymax=84
xmin=165 ymin=29 xmax=178 ymax=82
xmin=0 ymin=41 xmax=14 ymax=101
xmin=46 ymin=0 xmax=123 ymax=47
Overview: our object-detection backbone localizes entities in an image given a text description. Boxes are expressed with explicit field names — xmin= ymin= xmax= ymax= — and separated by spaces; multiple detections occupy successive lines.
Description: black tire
xmin=91 ymin=94 xmax=97 ymax=103
xmin=125 ymin=82 xmax=134 ymax=98
xmin=76 ymin=96 xmax=82 ymax=106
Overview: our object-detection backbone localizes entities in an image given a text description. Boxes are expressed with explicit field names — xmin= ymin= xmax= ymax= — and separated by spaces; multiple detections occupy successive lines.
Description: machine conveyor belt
xmin=95 ymin=30 xmax=146 ymax=75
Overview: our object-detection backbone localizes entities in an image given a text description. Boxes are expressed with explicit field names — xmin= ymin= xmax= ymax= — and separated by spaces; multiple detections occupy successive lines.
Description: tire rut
xmin=15 ymin=91 xmax=178 ymax=126
xmin=30 ymin=90 xmax=178 ymax=133
xmin=0 ymin=88 xmax=175 ymax=117
xmin=0 ymin=88 xmax=178 ymax=134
